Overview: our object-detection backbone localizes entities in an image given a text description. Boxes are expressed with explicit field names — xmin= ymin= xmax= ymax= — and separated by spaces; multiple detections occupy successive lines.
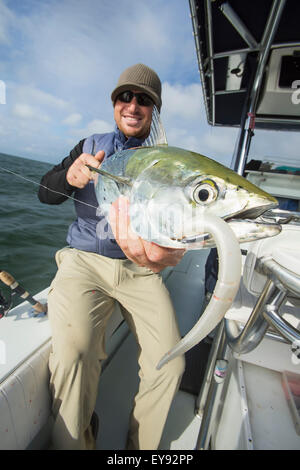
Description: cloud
xmin=8 ymin=83 xmax=70 ymax=126
xmin=159 ymin=81 xmax=238 ymax=165
xmin=62 ymin=113 xmax=82 ymax=126
xmin=12 ymin=102 xmax=50 ymax=122
xmin=165 ymin=127 xmax=200 ymax=151
xmin=0 ymin=0 xmax=203 ymax=163
xmin=202 ymin=127 xmax=239 ymax=159
xmin=70 ymin=119 xmax=114 ymax=139
xmin=13 ymin=84 xmax=69 ymax=110
xmin=162 ymin=82 xmax=204 ymax=120
xmin=248 ymin=129 xmax=300 ymax=167
xmin=0 ymin=0 xmax=298 ymax=170
xmin=0 ymin=0 xmax=14 ymax=45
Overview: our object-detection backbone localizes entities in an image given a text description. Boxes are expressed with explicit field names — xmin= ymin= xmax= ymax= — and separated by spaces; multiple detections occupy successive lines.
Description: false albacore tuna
xmin=90 ymin=145 xmax=280 ymax=248
xmin=88 ymin=144 xmax=281 ymax=368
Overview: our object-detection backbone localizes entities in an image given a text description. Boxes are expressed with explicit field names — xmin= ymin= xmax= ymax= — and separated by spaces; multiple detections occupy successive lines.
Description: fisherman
xmin=38 ymin=63 xmax=186 ymax=450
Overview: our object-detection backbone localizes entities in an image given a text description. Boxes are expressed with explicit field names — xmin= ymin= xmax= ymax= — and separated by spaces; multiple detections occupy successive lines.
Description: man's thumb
xmin=94 ymin=150 xmax=105 ymax=163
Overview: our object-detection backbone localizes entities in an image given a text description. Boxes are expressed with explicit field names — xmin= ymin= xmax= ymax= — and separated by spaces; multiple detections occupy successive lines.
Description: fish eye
xmin=192 ymin=180 xmax=218 ymax=205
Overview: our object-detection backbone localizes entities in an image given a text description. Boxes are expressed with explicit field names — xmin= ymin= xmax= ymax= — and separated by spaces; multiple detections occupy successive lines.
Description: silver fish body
xmin=94 ymin=145 xmax=282 ymax=369
xmin=94 ymin=145 xmax=281 ymax=248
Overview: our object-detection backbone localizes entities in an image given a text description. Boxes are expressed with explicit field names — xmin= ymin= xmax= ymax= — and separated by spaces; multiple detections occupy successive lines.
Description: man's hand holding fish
xmin=109 ymin=196 xmax=186 ymax=273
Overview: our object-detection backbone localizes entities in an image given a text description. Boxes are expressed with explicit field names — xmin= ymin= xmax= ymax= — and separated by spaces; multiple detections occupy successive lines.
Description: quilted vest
xmin=66 ymin=129 xmax=144 ymax=258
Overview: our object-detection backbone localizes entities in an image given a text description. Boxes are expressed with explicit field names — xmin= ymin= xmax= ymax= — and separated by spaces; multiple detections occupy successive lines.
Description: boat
xmin=1 ymin=0 xmax=300 ymax=451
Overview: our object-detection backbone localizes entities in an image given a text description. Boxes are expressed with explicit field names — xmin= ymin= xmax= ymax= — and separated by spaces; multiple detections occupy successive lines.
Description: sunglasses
xmin=116 ymin=90 xmax=154 ymax=107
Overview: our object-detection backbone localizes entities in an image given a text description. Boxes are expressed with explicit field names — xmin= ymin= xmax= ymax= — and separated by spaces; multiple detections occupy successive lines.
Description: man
xmin=38 ymin=64 xmax=185 ymax=450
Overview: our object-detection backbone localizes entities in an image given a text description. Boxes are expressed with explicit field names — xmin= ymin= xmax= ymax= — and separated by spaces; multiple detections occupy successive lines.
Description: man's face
xmin=114 ymin=90 xmax=153 ymax=140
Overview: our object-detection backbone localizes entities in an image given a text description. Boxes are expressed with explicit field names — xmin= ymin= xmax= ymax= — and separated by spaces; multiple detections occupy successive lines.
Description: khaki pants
xmin=47 ymin=247 xmax=185 ymax=450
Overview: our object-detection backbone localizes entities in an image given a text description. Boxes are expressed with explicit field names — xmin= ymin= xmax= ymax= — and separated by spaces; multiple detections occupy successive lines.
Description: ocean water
xmin=0 ymin=152 xmax=76 ymax=306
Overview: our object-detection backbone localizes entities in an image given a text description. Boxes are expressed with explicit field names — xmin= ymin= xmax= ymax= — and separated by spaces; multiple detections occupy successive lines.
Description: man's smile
xmin=122 ymin=114 xmax=142 ymax=126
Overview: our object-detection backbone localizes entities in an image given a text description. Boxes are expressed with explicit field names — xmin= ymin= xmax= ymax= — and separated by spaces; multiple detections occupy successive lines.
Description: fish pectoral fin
xmin=85 ymin=165 xmax=132 ymax=187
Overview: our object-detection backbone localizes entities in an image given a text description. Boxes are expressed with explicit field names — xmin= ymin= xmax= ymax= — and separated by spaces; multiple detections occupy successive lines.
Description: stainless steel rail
xmin=189 ymin=0 xmax=211 ymax=124
xmin=195 ymin=320 xmax=225 ymax=417
xmin=224 ymin=279 xmax=276 ymax=354
xmin=231 ymin=0 xmax=287 ymax=174
xmin=205 ymin=0 xmax=215 ymax=125
xmin=196 ymin=255 xmax=300 ymax=450
xmin=258 ymin=257 xmax=300 ymax=297
xmin=220 ymin=2 xmax=258 ymax=49
xmin=195 ymin=322 xmax=228 ymax=450
xmin=264 ymin=303 xmax=300 ymax=343
xmin=225 ymin=257 xmax=300 ymax=354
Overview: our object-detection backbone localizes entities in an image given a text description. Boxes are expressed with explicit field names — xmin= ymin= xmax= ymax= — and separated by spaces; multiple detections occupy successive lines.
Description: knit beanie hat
xmin=111 ymin=63 xmax=162 ymax=112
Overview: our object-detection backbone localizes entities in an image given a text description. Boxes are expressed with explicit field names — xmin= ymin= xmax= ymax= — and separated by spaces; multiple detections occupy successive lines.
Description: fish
xmin=90 ymin=145 xmax=281 ymax=368
xmin=92 ymin=145 xmax=280 ymax=248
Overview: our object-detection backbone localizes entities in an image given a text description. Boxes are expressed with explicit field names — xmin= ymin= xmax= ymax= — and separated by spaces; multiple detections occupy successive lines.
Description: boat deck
xmin=1 ymin=247 xmax=300 ymax=450
xmin=95 ymin=330 xmax=204 ymax=450
xmin=0 ymin=250 xmax=210 ymax=450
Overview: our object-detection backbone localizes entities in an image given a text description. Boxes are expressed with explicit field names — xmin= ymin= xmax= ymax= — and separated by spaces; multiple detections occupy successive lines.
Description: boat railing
xmin=224 ymin=213 xmax=300 ymax=355
xmin=225 ymin=257 xmax=300 ymax=356
xmin=255 ymin=257 xmax=300 ymax=342
xmin=196 ymin=216 xmax=300 ymax=449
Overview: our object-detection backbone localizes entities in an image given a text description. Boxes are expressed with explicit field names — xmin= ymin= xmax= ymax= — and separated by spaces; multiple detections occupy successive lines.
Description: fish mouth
xmin=180 ymin=233 xmax=210 ymax=245
xmin=179 ymin=200 xmax=278 ymax=245
xmin=226 ymin=200 xmax=278 ymax=220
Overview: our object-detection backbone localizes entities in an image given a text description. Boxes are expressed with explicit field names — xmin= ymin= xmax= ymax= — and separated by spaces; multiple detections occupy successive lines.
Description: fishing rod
xmin=0 ymin=163 xmax=114 ymax=318
xmin=0 ymin=162 xmax=124 ymax=318
xmin=0 ymin=270 xmax=47 ymax=318
xmin=0 ymin=287 xmax=11 ymax=319
xmin=0 ymin=165 xmax=98 ymax=318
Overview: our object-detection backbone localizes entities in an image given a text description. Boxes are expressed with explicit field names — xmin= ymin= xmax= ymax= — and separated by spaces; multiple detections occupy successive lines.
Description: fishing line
xmin=0 ymin=165 xmax=99 ymax=210
xmin=0 ymin=107 xmax=168 ymax=212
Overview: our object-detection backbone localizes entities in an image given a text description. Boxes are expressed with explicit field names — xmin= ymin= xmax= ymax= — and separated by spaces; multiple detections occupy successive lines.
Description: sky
xmin=0 ymin=0 xmax=299 ymax=168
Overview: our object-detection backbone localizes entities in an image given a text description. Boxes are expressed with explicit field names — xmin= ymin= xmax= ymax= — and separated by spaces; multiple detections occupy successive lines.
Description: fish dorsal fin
xmin=85 ymin=165 xmax=132 ymax=187
xmin=143 ymin=106 xmax=168 ymax=147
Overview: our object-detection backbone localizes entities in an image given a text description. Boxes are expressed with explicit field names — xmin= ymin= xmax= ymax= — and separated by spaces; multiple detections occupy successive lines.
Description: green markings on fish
xmin=93 ymin=145 xmax=280 ymax=249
